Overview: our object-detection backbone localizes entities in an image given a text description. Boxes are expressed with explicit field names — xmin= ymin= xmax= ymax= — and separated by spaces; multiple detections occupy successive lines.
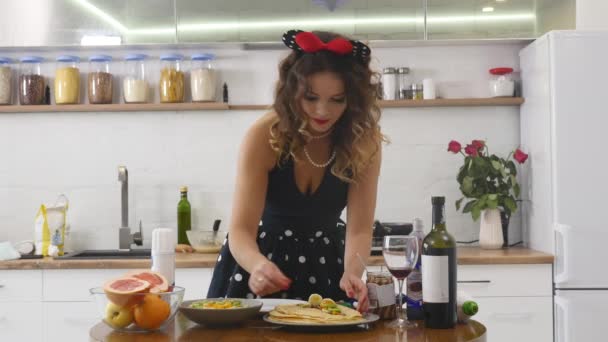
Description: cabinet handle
xmin=457 ymin=280 xmax=491 ymax=284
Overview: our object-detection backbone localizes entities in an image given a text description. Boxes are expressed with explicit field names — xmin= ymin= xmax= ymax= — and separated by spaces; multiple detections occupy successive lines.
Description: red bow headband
xmin=282 ymin=30 xmax=370 ymax=61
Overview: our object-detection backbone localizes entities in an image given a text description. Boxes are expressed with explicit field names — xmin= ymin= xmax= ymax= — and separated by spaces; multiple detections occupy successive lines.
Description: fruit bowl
xmin=90 ymin=286 xmax=185 ymax=332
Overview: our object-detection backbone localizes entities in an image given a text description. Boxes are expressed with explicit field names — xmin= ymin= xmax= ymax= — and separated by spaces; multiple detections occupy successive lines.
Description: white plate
xmin=259 ymin=298 xmax=308 ymax=313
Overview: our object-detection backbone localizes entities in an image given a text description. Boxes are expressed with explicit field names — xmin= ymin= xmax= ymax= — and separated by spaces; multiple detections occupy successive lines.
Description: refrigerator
xmin=520 ymin=30 xmax=608 ymax=342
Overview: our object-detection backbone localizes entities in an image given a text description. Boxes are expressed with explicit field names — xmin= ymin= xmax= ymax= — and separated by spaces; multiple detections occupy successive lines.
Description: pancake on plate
xmin=268 ymin=294 xmax=365 ymax=324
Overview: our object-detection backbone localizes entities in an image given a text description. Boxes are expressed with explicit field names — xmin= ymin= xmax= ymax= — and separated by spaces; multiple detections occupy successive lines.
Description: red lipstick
xmin=313 ymin=118 xmax=330 ymax=125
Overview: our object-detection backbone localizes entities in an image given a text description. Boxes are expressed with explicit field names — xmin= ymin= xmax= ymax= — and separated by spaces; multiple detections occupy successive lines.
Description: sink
xmin=55 ymin=249 xmax=151 ymax=259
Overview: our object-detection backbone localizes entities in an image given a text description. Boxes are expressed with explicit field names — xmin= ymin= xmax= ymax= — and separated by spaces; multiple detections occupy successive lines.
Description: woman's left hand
xmin=339 ymin=273 xmax=369 ymax=313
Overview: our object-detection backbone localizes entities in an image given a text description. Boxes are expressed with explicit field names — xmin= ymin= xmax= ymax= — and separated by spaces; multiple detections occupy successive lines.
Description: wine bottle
xmin=177 ymin=186 xmax=191 ymax=245
xmin=406 ymin=218 xmax=425 ymax=320
xmin=422 ymin=196 xmax=457 ymax=329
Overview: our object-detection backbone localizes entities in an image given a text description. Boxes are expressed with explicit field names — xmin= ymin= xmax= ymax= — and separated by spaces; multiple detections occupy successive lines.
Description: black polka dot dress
xmin=207 ymin=157 xmax=349 ymax=301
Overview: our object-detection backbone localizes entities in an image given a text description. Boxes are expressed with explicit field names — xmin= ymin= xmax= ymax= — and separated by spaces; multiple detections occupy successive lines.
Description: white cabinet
xmin=175 ymin=268 xmax=213 ymax=300
xmin=42 ymin=302 xmax=98 ymax=342
xmin=0 ymin=302 xmax=43 ymax=341
xmin=458 ymin=264 xmax=552 ymax=342
xmin=0 ymin=270 xmax=43 ymax=301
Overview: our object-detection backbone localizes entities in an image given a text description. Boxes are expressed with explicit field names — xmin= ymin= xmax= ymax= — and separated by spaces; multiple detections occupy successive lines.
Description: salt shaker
xmin=151 ymin=228 xmax=176 ymax=286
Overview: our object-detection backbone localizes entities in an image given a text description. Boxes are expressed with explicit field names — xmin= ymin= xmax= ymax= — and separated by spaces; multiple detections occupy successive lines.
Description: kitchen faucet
xmin=118 ymin=166 xmax=143 ymax=250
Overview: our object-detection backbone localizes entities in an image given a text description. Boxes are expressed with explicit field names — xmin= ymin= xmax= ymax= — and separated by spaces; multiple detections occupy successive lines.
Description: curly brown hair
xmin=270 ymin=31 xmax=386 ymax=183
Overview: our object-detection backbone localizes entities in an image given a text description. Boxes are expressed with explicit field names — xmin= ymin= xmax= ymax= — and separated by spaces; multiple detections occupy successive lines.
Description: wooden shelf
xmin=0 ymin=97 xmax=523 ymax=113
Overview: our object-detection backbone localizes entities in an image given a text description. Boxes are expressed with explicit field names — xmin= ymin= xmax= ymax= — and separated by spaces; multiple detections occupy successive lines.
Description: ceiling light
xmin=482 ymin=7 xmax=495 ymax=12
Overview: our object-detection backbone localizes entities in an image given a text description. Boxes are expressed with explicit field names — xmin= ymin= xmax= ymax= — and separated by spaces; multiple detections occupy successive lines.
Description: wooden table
xmin=90 ymin=314 xmax=486 ymax=342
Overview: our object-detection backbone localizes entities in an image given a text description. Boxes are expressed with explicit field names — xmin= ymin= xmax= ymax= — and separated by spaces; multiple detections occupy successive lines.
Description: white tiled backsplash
xmin=0 ymin=41 xmax=526 ymax=250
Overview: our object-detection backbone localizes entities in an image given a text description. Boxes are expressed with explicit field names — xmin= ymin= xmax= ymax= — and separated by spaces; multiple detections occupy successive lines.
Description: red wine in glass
xmin=388 ymin=267 xmax=412 ymax=280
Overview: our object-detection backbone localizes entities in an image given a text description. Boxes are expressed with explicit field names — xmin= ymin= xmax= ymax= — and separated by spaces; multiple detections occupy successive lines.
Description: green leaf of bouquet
xmin=491 ymin=160 xmax=502 ymax=170
xmin=461 ymin=177 xmax=474 ymax=195
xmin=505 ymin=197 xmax=517 ymax=213
xmin=472 ymin=207 xmax=481 ymax=221
xmin=463 ymin=200 xmax=477 ymax=213
xmin=456 ymin=198 xmax=464 ymax=211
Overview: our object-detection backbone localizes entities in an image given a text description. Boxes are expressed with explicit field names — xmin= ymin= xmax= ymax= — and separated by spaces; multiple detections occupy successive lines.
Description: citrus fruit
xmin=126 ymin=270 xmax=169 ymax=293
xmin=104 ymin=277 xmax=150 ymax=307
xmin=133 ymin=294 xmax=171 ymax=330
xmin=308 ymin=293 xmax=322 ymax=307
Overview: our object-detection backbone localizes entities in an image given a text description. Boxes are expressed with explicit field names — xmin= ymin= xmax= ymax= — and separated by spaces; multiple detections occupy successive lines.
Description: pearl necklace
xmin=303 ymin=146 xmax=336 ymax=168
xmin=308 ymin=129 xmax=333 ymax=140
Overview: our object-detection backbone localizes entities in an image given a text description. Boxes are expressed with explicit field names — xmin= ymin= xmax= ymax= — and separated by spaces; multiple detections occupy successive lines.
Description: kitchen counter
xmin=0 ymin=247 xmax=553 ymax=270
xmin=89 ymin=314 xmax=487 ymax=342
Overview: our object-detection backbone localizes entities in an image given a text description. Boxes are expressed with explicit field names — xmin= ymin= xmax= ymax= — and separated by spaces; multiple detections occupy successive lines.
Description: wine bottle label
xmin=422 ymin=255 xmax=449 ymax=303
xmin=367 ymin=283 xmax=396 ymax=307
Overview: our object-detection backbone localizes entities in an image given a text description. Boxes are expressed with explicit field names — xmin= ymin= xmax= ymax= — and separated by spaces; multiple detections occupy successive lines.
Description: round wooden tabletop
xmin=90 ymin=314 xmax=486 ymax=342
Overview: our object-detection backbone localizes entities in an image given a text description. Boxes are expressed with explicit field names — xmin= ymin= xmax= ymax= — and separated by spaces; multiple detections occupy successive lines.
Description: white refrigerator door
xmin=555 ymin=290 xmax=608 ymax=342
xmin=550 ymin=31 xmax=608 ymax=288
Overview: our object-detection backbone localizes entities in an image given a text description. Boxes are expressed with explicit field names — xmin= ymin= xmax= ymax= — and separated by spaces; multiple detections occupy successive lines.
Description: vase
xmin=500 ymin=211 xmax=510 ymax=248
xmin=479 ymin=208 xmax=504 ymax=249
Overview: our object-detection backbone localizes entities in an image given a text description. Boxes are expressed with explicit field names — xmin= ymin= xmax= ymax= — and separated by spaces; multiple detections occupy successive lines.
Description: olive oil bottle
xmin=177 ymin=186 xmax=191 ymax=245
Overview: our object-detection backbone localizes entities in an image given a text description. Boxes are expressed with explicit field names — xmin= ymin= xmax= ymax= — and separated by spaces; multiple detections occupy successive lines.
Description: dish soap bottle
xmin=406 ymin=218 xmax=425 ymax=320
xmin=177 ymin=186 xmax=191 ymax=245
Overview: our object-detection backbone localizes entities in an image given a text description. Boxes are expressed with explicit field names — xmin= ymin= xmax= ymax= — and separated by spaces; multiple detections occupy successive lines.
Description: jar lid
xmin=0 ymin=57 xmax=12 ymax=64
xmin=489 ymin=67 xmax=514 ymax=75
xmin=125 ymin=53 xmax=147 ymax=61
xmin=160 ymin=53 xmax=184 ymax=61
xmin=191 ymin=53 xmax=215 ymax=61
xmin=20 ymin=56 xmax=44 ymax=63
xmin=397 ymin=67 xmax=410 ymax=74
xmin=383 ymin=67 xmax=397 ymax=74
xmin=56 ymin=55 xmax=80 ymax=63
xmin=89 ymin=55 xmax=112 ymax=62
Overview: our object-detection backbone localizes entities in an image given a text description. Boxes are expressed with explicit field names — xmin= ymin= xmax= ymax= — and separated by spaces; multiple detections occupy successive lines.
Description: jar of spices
xmin=381 ymin=67 xmax=398 ymax=100
xmin=397 ymin=67 xmax=411 ymax=100
xmin=88 ymin=55 xmax=113 ymax=104
xmin=19 ymin=56 xmax=45 ymax=105
xmin=123 ymin=54 xmax=148 ymax=104
xmin=0 ymin=57 xmax=13 ymax=105
xmin=411 ymin=83 xmax=423 ymax=100
xmin=55 ymin=55 xmax=80 ymax=104
xmin=366 ymin=271 xmax=396 ymax=320
xmin=190 ymin=53 xmax=217 ymax=102
xmin=159 ymin=54 xmax=185 ymax=103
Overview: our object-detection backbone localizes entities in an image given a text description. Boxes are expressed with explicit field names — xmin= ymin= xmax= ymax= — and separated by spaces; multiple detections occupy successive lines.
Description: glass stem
xmin=397 ymin=278 xmax=404 ymax=320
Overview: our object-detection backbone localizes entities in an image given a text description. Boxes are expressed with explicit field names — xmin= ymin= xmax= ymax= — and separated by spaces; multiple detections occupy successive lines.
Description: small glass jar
xmin=397 ymin=67 xmax=411 ymax=100
xmin=55 ymin=55 xmax=80 ymax=104
xmin=19 ymin=56 xmax=45 ymax=105
xmin=190 ymin=53 xmax=217 ymax=102
xmin=159 ymin=54 xmax=185 ymax=103
xmin=381 ymin=67 xmax=398 ymax=100
xmin=123 ymin=54 xmax=148 ymax=104
xmin=88 ymin=55 xmax=113 ymax=104
xmin=366 ymin=271 xmax=396 ymax=320
xmin=411 ymin=83 xmax=423 ymax=100
xmin=489 ymin=67 xmax=515 ymax=97
xmin=0 ymin=57 xmax=13 ymax=105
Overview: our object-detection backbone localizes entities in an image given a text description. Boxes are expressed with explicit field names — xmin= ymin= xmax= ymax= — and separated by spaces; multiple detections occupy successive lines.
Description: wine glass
xmin=382 ymin=235 xmax=419 ymax=329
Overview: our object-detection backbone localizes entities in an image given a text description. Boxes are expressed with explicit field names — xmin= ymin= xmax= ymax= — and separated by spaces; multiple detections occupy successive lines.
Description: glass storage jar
xmin=123 ymin=54 xmax=148 ymax=104
xmin=397 ymin=67 xmax=411 ymax=100
xmin=19 ymin=56 xmax=45 ymax=105
xmin=381 ymin=67 xmax=398 ymax=100
xmin=55 ymin=55 xmax=80 ymax=104
xmin=0 ymin=57 xmax=13 ymax=105
xmin=159 ymin=54 xmax=185 ymax=103
xmin=489 ymin=67 xmax=515 ymax=97
xmin=190 ymin=53 xmax=217 ymax=102
xmin=88 ymin=55 xmax=113 ymax=104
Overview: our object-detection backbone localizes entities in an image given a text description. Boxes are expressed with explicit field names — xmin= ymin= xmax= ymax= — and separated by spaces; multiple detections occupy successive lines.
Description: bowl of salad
xmin=179 ymin=298 xmax=262 ymax=326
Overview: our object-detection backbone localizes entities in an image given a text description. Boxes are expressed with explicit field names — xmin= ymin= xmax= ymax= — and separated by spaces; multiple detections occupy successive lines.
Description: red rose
xmin=447 ymin=140 xmax=462 ymax=153
xmin=471 ymin=140 xmax=485 ymax=151
xmin=514 ymin=149 xmax=529 ymax=164
xmin=464 ymin=144 xmax=479 ymax=156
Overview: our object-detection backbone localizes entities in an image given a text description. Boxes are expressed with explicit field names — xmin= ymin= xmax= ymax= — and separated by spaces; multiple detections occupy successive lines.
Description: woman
xmin=207 ymin=29 xmax=385 ymax=312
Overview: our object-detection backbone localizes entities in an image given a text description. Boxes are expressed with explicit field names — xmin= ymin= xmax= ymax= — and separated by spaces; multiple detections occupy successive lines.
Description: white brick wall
xmin=0 ymin=41 xmax=525 ymax=250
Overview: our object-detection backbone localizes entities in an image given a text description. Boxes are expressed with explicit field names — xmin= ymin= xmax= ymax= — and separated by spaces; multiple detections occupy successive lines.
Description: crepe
xmin=268 ymin=303 xmax=365 ymax=324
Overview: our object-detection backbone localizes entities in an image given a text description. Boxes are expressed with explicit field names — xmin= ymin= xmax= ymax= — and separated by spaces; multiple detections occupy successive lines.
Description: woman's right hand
xmin=248 ymin=259 xmax=292 ymax=297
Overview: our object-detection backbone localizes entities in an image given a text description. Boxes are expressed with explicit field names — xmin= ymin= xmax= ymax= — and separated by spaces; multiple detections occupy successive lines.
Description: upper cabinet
xmin=0 ymin=0 xmax=574 ymax=47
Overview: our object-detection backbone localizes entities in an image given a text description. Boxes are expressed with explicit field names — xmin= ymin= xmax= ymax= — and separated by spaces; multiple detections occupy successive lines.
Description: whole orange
xmin=133 ymin=294 xmax=171 ymax=330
